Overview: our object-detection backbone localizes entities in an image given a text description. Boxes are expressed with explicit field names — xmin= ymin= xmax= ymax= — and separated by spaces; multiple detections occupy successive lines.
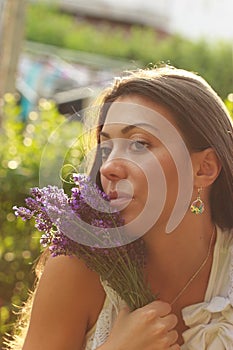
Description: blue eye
xmin=130 ymin=140 xmax=149 ymax=152
xmin=100 ymin=146 xmax=112 ymax=161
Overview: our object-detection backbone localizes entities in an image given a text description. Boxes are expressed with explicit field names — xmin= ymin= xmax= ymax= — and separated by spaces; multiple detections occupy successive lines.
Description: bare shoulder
xmin=39 ymin=254 xmax=104 ymax=301
xmin=38 ymin=255 xmax=106 ymax=317
xmin=23 ymin=255 xmax=105 ymax=350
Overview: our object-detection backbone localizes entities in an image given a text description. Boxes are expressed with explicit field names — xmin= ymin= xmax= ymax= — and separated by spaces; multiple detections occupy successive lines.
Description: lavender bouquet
xmin=14 ymin=174 xmax=155 ymax=310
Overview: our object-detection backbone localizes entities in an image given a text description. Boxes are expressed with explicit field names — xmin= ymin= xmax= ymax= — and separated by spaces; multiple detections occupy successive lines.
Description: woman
xmin=6 ymin=66 xmax=233 ymax=350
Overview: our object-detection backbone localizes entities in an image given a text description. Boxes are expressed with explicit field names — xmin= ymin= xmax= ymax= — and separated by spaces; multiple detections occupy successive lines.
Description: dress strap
xmin=101 ymin=279 xmax=126 ymax=311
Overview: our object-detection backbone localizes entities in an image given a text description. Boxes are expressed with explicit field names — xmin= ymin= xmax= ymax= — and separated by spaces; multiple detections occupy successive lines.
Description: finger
xmin=117 ymin=304 xmax=131 ymax=318
xmin=139 ymin=300 xmax=172 ymax=317
xmin=167 ymin=329 xmax=179 ymax=345
xmin=163 ymin=313 xmax=178 ymax=331
xmin=169 ymin=344 xmax=180 ymax=350
xmin=149 ymin=316 xmax=178 ymax=341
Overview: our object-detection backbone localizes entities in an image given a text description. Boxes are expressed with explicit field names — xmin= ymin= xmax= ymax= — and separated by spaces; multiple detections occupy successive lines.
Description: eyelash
xmin=130 ymin=140 xmax=150 ymax=152
xmin=100 ymin=140 xmax=151 ymax=161
xmin=100 ymin=145 xmax=112 ymax=161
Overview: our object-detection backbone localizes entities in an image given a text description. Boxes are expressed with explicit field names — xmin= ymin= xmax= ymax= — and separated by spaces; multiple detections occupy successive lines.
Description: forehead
xmin=102 ymin=95 xmax=179 ymax=139
xmin=104 ymin=95 xmax=176 ymax=128
xmin=101 ymin=96 xmax=191 ymax=156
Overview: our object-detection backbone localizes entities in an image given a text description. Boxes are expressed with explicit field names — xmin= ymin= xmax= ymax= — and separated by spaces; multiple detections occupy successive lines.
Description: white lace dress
xmin=84 ymin=226 xmax=233 ymax=350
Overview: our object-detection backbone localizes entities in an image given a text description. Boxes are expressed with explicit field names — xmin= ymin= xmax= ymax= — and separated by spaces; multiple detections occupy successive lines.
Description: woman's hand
xmin=99 ymin=300 xmax=180 ymax=350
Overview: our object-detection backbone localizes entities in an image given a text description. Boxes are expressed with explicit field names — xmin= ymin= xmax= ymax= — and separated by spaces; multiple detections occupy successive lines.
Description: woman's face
xmin=99 ymin=95 xmax=193 ymax=234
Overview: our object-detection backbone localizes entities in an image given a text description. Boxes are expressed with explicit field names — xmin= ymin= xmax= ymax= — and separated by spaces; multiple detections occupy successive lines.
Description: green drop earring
xmin=190 ymin=187 xmax=204 ymax=215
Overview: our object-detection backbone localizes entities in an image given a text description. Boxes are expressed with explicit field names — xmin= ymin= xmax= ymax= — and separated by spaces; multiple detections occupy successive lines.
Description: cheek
xmin=159 ymin=151 xmax=179 ymax=200
xmin=162 ymin=154 xmax=177 ymax=177
xmin=143 ymin=149 xmax=178 ymax=199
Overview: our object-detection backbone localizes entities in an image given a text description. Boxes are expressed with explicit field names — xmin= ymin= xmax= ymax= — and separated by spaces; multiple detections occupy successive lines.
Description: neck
xmin=143 ymin=215 xmax=216 ymax=343
xmin=144 ymin=216 xmax=216 ymax=282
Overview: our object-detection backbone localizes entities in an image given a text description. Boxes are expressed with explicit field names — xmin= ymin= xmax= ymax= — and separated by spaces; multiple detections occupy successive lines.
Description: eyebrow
xmin=99 ymin=123 xmax=158 ymax=138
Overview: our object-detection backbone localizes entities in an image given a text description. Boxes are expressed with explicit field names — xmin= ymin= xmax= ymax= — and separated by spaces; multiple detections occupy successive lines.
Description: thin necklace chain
xmin=171 ymin=226 xmax=216 ymax=306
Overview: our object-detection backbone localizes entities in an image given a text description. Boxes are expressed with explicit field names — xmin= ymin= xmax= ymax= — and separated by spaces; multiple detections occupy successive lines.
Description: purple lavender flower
xmin=13 ymin=206 xmax=34 ymax=221
xmin=13 ymin=173 xmax=155 ymax=310
xmin=72 ymin=173 xmax=111 ymax=213
xmin=13 ymin=175 xmax=125 ymax=248
xmin=40 ymin=233 xmax=51 ymax=247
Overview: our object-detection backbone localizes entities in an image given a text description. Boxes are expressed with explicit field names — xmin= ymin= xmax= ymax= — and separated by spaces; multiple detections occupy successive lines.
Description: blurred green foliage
xmin=0 ymin=94 xmax=84 ymax=347
xmin=225 ymin=94 xmax=233 ymax=118
xmin=25 ymin=2 xmax=233 ymax=99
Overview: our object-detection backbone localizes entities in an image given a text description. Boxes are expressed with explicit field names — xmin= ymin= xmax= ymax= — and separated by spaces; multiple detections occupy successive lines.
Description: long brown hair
xmin=90 ymin=66 xmax=233 ymax=229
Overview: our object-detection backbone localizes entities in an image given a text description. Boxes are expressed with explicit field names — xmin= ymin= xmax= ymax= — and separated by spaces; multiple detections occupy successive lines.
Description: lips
xmin=108 ymin=190 xmax=132 ymax=209
xmin=108 ymin=190 xmax=118 ymax=200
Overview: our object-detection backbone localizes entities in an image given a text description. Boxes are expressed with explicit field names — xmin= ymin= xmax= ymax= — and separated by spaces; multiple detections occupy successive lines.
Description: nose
xmin=100 ymin=158 xmax=127 ymax=181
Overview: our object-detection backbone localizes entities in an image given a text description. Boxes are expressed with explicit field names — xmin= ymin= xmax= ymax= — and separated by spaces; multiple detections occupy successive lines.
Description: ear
xmin=191 ymin=148 xmax=222 ymax=187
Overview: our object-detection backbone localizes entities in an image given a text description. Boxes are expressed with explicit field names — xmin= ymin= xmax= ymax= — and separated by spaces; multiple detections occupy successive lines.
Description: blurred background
xmin=0 ymin=0 xmax=232 ymax=347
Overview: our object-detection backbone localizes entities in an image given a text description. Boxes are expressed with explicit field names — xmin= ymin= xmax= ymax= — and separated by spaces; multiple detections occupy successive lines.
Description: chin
xmin=120 ymin=212 xmax=148 ymax=241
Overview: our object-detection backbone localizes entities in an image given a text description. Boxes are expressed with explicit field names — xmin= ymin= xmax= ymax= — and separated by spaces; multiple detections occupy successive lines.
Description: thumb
xmin=117 ymin=303 xmax=131 ymax=319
